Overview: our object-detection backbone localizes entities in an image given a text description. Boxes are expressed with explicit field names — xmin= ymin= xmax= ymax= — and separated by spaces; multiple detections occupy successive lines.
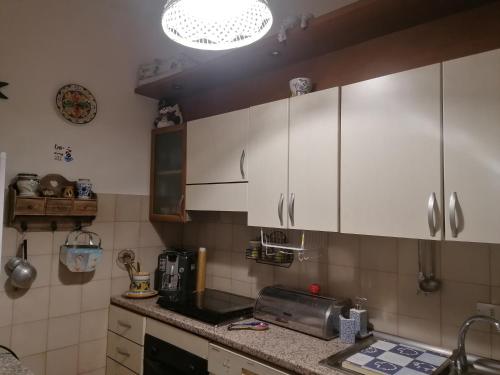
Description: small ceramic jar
xmin=16 ymin=173 xmax=40 ymax=197
xmin=289 ymin=77 xmax=313 ymax=96
xmin=130 ymin=272 xmax=151 ymax=293
xmin=76 ymin=179 xmax=92 ymax=199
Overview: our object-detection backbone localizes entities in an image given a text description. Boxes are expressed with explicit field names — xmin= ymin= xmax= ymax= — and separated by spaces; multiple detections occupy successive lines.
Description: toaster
xmin=254 ymin=285 xmax=351 ymax=340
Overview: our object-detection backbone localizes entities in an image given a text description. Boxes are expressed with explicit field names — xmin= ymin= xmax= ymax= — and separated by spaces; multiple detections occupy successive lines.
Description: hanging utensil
xmin=6 ymin=239 xmax=37 ymax=289
xmin=417 ymin=240 xmax=441 ymax=293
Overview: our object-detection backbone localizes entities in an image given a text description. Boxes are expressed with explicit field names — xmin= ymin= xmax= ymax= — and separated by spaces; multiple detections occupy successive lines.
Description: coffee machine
xmin=155 ymin=249 xmax=197 ymax=301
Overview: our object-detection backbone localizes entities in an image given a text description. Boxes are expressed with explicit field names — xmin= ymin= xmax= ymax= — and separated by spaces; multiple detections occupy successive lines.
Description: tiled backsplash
xmin=183 ymin=212 xmax=500 ymax=360
xmin=0 ymin=194 xmax=182 ymax=375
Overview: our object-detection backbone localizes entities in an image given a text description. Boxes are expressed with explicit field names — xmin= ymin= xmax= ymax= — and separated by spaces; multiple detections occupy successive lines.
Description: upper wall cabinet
xmin=289 ymin=88 xmax=339 ymax=232
xmin=248 ymin=88 xmax=339 ymax=231
xmin=443 ymin=49 xmax=500 ymax=243
xmin=248 ymin=99 xmax=289 ymax=228
xmin=341 ymin=65 xmax=442 ymax=239
xmin=187 ymin=108 xmax=249 ymax=184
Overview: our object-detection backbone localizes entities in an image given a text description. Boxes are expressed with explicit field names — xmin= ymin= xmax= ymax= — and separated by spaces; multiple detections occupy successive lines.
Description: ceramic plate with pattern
xmin=56 ymin=84 xmax=97 ymax=124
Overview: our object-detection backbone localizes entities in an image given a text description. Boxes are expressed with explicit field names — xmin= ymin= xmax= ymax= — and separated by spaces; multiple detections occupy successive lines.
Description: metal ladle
xmin=5 ymin=239 xmax=37 ymax=289
xmin=417 ymin=240 xmax=441 ymax=293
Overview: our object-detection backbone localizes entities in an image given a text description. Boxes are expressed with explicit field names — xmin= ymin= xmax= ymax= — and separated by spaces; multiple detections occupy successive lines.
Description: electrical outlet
xmin=476 ymin=303 xmax=500 ymax=319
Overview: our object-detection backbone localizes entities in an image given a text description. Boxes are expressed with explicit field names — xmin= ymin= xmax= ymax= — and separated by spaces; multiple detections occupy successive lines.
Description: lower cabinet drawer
xmin=107 ymin=331 xmax=143 ymax=374
xmin=106 ymin=357 xmax=137 ymax=375
xmin=108 ymin=305 xmax=146 ymax=345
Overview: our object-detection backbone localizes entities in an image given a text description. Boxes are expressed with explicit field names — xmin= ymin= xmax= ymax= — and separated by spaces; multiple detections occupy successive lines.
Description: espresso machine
xmin=155 ymin=249 xmax=197 ymax=302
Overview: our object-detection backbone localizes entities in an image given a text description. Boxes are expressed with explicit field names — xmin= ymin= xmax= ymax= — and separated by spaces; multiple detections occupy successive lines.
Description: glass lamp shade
xmin=161 ymin=0 xmax=273 ymax=50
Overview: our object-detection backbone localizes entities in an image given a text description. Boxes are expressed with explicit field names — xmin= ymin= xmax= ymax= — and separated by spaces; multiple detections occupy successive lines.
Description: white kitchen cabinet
xmin=248 ymin=99 xmax=289 ymax=228
xmin=187 ymin=108 xmax=249 ymax=184
xmin=443 ymin=49 xmax=500 ymax=243
xmin=341 ymin=64 xmax=442 ymax=239
xmin=289 ymin=88 xmax=339 ymax=232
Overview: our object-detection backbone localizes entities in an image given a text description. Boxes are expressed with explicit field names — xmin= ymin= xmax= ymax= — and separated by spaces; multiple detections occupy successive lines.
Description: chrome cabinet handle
xmin=288 ymin=193 xmax=295 ymax=227
xmin=449 ymin=192 xmax=458 ymax=238
xmin=427 ymin=192 xmax=438 ymax=237
xmin=240 ymin=149 xmax=246 ymax=179
xmin=117 ymin=320 xmax=131 ymax=329
xmin=116 ymin=347 xmax=130 ymax=357
xmin=278 ymin=194 xmax=284 ymax=226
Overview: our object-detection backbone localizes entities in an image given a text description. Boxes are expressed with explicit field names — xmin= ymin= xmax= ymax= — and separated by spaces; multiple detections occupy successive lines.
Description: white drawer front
xmin=146 ymin=318 xmax=209 ymax=359
xmin=106 ymin=357 xmax=137 ymax=375
xmin=107 ymin=331 xmax=143 ymax=374
xmin=109 ymin=305 xmax=145 ymax=345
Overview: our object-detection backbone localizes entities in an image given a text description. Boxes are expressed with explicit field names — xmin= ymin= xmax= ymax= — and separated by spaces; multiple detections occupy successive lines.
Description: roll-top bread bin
xmin=254 ymin=285 xmax=350 ymax=340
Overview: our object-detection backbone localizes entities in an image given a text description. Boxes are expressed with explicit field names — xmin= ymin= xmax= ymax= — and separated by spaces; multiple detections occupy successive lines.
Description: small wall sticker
xmin=54 ymin=144 xmax=74 ymax=162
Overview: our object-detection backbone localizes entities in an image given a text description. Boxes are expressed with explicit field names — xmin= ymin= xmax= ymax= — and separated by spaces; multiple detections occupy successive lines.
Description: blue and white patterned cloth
xmin=343 ymin=340 xmax=449 ymax=375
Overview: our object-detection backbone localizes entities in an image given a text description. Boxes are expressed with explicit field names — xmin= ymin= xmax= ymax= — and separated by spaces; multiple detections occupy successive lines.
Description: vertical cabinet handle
xmin=240 ymin=149 xmax=246 ymax=179
xmin=288 ymin=193 xmax=295 ymax=227
xmin=427 ymin=192 xmax=439 ymax=237
xmin=278 ymin=194 xmax=284 ymax=226
xmin=449 ymin=192 xmax=459 ymax=238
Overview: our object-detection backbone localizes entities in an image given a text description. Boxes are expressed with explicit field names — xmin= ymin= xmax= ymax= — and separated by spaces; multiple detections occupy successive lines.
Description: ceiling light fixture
xmin=161 ymin=0 xmax=273 ymax=51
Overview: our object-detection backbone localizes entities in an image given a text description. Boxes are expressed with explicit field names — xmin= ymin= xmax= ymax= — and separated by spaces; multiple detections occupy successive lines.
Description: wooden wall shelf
xmin=134 ymin=0 xmax=493 ymax=102
xmin=9 ymin=187 xmax=97 ymax=231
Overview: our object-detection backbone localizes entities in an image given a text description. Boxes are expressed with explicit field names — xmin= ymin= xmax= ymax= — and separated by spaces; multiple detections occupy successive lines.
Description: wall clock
xmin=56 ymin=84 xmax=97 ymax=124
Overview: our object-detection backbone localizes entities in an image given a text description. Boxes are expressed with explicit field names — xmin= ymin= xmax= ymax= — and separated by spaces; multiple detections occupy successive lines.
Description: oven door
xmin=144 ymin=334 xmax=208 ymax=375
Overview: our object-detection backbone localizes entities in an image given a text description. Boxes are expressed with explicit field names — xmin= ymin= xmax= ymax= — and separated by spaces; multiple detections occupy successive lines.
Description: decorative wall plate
xmin=56 ymin=84 xmax=97 ymax=124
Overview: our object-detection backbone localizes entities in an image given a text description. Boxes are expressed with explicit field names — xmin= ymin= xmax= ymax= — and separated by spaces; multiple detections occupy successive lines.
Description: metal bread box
xmin=254 ymin=285 xmax=350 ymax=340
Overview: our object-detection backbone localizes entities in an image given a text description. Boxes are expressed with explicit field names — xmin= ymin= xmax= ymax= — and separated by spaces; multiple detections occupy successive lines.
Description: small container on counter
xmin=340 ymin=316 xmax=356 ymax=344
xmin=350 ymin=297 xmax=369 ymax=338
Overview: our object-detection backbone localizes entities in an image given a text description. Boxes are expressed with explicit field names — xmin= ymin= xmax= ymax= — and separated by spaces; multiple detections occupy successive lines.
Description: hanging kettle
xmin=60 ymin=230 xmax=103 ymax=272
xmin=5 ymin=239 xmax=37 ymax=289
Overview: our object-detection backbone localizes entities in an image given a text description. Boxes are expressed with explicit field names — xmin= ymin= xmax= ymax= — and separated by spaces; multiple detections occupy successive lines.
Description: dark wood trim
xmin=149 ymin=124 xmax=187 ymax=223
xmin=172 ymin=1 xmax=500 ymax=121
xmin=135 ymin=0 xmax=494 ymax=101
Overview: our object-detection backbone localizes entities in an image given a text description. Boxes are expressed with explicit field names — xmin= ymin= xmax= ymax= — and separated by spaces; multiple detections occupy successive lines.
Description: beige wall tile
xmin=198 ymin=223 xmax=217 ymax=250
xmin=139 ymin=222 xmax=164 ymax=247
xmin=90 ymin=250 xmax=113 ymax=281
xmin=115 ymin=195 xmax=142 ymax=222
xmin=140 ymin=195 xmax=149 ymax=222
xmin=81 ymin=279 xmax=111 ymax=312
xmin=360 ymin=270 xmax=398 ymax=313
xmin=232 ymin=225 xmax=250 ymax=253
xmin=398 ymin=275 xmax=440 ymax=320
xmin=88 ymin=222 xmax=115 ymax=250
xmin=218 ymin=212 xmax=234 ymax=224
xmin=0 ymin=326 xmax=11 ymax=346
xmin=2 ymin=227 xmax=18 ymax=257
xmin=442 ymin=324 xmax=491 ymax=357
xmin=212 ymin=276 xmax=232 ymax=293
xmin=80 ymin=309 xmax=108 ymax=343
xmin=231 ymin=252 xmax=252 ymax=283
xmin=138 ymin=247 xmax=162 ymax=275
xmin=114 ymin=222 xmax=140 ymax=250
xmin=95 ymin=194 xmax=116 ymax=223
xmin=493 ymin=334 xmax=500 ymax=360
xmin=160 ymin=223 xmax=183 ymax=247
xmin=49 ymin=284 xmax=82 ymax=317
xmin=232 ymin=213 xmax=248 ymax=225
xmin=11 ymin=319 xmax=48 ymax=357
xmin=51 ymin=253 xmax=83 ymax=285
xmin=249 ymin=263 xmax=274 ymax=293
xmin=78 ymin=338 xmax=107 ymax=373
xmin=492 ymin=286 xmax=500 ymax=305
xmin=328 ymin=265 xmax=360 ymax=300
xmin=368 ymin=308 xmax=398 ymax=335
xmin=231 ymin=280 xmax=252 ymax=297
xmin=21 ymin=353 xmax=46 ymax=375
xmin=183 ymin=222 xmax=200 ymax=248
xmin=0 ymin=292 xmax=13 ymax=327
xmin=28 ymin=254 xmax=52 ymax=288
xmin=12 ymin=286 xmax=50 ymax=324
xmin=211 ymin=250 xmax=232 ymax=278
xmin=441 ymin=281 xmax=490 ymax=331
xmin=298 ymin=261 xmax=328 ymax=291
xmin=442 ymin=241 xmax=490 ymax=285
xmin=52 ymin=231 xmax=70 ymax=254
xmin=215 ymin=223 xmax=233 ymax=251
xmin=111 ymin=277 xmax=131 ymax=296
xmin=24 ymin=232 xmax=53 ymax=255
xmin=360 ymin=236 xmax=398 ymax=272
xmin=274 ymin=261 xmax=300 ymax=289
xmin=81 ymin=368 xmax=106 ymax=375
xmin=491 ymin=244 xmax=500 ymax=286
xmin=46 ymin=345 xmax=78 ymax=375
xmin=328 ymin=233 xmax=360 ymax=267
xmin=398 ymin=315 xmax=441 ymax=346
xmin=47 ymin=314 xmax=80 ymax=351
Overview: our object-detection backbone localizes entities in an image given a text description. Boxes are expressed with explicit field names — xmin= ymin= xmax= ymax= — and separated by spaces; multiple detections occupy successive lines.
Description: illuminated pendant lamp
xmin=161 ymin=0 xmax=273 ymax=51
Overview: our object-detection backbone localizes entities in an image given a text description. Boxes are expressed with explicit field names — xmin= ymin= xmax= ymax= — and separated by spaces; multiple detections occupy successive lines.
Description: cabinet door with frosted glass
xmin=150 ymin=125 xmax=186 ymax=222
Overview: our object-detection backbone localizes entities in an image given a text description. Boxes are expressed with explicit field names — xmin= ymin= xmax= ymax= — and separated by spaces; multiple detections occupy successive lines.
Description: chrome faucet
xmin=454 ymin=315 xmax=500 ymax=373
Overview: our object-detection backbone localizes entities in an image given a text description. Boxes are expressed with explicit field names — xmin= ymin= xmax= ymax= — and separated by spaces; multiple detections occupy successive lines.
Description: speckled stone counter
xmin=0 ymin=349 xmax=33 ymax=375
xmin=111 ymin=295 xmax=350 ymax=375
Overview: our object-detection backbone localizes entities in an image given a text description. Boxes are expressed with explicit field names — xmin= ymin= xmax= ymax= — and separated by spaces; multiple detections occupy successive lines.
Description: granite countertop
xmin=0 ymin=349 xmax=33 ymax=375
xmin=111 ymin=295 xmax=350 ymax=375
